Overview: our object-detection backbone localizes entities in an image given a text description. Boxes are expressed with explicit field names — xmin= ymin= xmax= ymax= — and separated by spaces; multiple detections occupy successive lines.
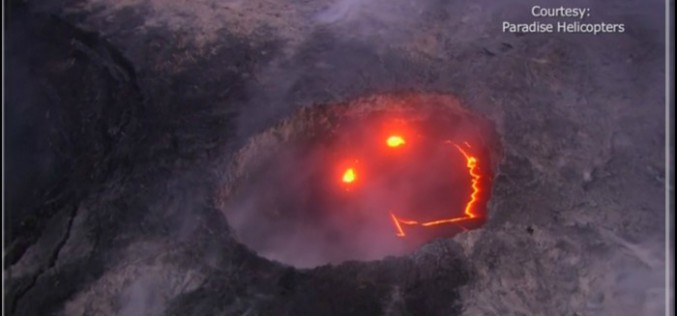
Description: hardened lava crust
xmin=5 ymin=1 xmax=666 ymax=315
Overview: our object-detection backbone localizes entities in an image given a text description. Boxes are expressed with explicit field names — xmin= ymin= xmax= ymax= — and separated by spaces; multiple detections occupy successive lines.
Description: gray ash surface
xmin=5 ymin=0 xmax=668 ymax=315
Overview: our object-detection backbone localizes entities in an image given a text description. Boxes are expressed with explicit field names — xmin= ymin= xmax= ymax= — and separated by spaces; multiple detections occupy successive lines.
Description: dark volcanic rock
xmin=5 ymin=0 xmax=667 ymax=315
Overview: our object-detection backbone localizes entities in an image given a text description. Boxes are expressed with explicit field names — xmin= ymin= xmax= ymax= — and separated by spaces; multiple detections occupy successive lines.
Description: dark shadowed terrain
xmin=5 ymin=0 xmax=669 ymax=315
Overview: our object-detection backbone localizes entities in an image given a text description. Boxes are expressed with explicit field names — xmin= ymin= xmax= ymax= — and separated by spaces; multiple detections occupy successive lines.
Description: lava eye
xmin=386 ymin=135 xmax=405 ymax=148
xmin=342 ymin=168 xmax=356 ymax=184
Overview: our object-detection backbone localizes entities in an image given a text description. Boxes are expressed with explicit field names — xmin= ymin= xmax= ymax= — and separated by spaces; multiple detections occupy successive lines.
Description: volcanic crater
xmin=5 ymin=1 xmax=665 ymax=315
xmin=220 ymin=93 xmax=502 ymax=267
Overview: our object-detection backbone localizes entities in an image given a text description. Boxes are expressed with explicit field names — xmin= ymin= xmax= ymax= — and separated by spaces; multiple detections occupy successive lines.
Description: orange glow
xmin=390 ymin=141 xmax=482 ymax=237
xmin=342 ymin=168 xmax=356 ymax=184
xmin=390 ymin=212 xmax=406 ymax=237
xmin=386 ymin=135 xmax=406 ymax=148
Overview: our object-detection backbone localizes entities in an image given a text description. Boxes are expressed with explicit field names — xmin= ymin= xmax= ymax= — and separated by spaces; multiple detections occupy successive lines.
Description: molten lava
xmin=389 ymin=141 xmax=481 ymax=237
xmin=386 ymin=135 xmax=406 ymax=148
xmin=339 ymin=134 xmax=483 ymax=238
xmin=342 ymin=168 xmax=356 ymax=184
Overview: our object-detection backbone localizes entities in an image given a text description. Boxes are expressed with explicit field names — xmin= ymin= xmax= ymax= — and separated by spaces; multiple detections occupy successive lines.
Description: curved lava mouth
xmin=220 ymin=93 xmax=501 ymax=267
xmin=385 ymin=140 xmax=482 ymax=238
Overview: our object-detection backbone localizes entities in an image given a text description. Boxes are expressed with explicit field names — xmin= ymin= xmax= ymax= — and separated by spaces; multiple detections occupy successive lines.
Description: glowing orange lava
xmin=389 ymin=141 xmax=482 ymax=237
xmin=342 ymin=168 xmax=356 ymax=184
xmin=386 ymin=135 xmax=406 ymax=148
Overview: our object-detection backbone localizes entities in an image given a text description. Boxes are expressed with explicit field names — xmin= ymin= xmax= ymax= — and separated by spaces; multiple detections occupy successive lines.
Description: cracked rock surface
xmin=5 ymin=0 xmax=668 ymax=315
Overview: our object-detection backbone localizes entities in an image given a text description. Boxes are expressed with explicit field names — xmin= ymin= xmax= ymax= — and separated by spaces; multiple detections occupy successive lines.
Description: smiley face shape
xmin=222 ymin=93 xmax=499 ymax=267
xmin=337 ymin=122 xmax=485 ymax=239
